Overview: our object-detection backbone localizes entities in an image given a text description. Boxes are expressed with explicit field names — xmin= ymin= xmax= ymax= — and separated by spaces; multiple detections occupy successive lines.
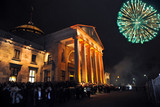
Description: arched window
xmin=68 ymin=51 xmax=75 ymax=64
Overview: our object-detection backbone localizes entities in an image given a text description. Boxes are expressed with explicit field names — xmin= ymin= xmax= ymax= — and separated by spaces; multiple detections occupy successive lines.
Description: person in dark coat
xmin=86 ymin=86 xmax=91 ymax=98
xmin=34 ymin=86 xmax=44 ymax=107
xmin=44 ymin=86 xmax=54 ymax=107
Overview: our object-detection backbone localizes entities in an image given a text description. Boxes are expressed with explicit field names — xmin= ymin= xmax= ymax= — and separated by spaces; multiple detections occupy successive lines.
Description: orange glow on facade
xmin=78 ymin=72 xmax=82 ymax=83
xmin=79 ymin=38 xmax=83 ymax=42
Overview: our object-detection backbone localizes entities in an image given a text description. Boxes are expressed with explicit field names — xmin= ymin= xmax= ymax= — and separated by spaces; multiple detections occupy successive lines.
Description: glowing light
xmin=126 ymin=84 xmax=133 ymax=90
xmin=9 ymin=76 xmax=16 ymax=82
xmin=44 ymin=53 xmax=49 ymax=62
xmin=117 ymin=0 xmax=160 ymax=44
xmin=70 ymin=75 xmax=74 ymax=77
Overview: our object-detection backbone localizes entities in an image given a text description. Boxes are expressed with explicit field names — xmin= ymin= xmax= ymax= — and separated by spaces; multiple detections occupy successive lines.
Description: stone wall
xmin=0 ymin=39 xmax=45 ymax=83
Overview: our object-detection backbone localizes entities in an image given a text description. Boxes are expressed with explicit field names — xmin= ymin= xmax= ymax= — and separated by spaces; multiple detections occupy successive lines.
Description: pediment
xmin=77 ymin=24 xmax=104 ymax=49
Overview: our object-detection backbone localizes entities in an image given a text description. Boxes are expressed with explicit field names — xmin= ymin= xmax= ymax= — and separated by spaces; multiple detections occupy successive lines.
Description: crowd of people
xmin=0 ymin=81 xmax=110 ymax=107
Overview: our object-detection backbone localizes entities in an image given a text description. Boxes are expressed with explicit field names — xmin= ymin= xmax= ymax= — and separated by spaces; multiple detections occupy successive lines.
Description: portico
xmin=59 ymin=24 xmax=105 ymax=84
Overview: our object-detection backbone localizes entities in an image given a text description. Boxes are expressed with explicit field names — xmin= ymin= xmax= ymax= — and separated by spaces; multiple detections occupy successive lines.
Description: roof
xmin=0 ymin=29 xmax=44 ymax=50
xmin=11 ymin=22 xmax=44 ymax=35
xmin=71 ymin=24 xmax=104 ymax=49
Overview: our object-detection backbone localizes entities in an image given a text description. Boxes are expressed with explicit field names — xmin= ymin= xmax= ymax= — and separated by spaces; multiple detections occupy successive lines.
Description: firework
xmin=117 ymin=0 xmax=160 ymax=44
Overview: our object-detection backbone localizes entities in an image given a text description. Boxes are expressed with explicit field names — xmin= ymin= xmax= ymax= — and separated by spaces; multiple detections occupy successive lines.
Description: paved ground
xmin=55 ymin=91 xmax=153 ymax=107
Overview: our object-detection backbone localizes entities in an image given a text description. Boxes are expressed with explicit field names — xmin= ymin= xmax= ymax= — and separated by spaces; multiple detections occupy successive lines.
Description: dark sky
xmin=0 ymin=0 xmax=160 ymax=82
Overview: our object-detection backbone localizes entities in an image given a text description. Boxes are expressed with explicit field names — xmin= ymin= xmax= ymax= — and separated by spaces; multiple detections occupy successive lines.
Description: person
xmin=86 ymin=86 xmax=91 ymax=98
xmin=10 ymin=86 xmax=23 ymax=107
xmin=34 ymin=86 xmax=44 ymax=107
xmin=45 ymin=86 xmax=53 ymax=107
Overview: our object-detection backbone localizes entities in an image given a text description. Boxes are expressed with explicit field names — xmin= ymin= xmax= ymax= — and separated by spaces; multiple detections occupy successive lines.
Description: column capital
xmin=74 ymin=35 xmax=79 ymax=39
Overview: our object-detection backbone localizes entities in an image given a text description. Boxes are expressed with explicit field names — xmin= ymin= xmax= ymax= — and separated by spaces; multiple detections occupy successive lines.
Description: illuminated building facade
xmin=0 ymin=24 xmax=105 ymax=84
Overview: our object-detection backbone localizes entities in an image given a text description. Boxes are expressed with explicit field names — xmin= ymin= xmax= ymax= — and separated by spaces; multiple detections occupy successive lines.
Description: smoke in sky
xmin=110 ymin=53 xmax=160 ymax=86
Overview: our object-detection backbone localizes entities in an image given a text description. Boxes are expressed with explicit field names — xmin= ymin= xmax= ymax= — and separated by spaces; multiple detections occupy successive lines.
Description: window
xmin=29 ymin=70 xmax=36 ymax=83
xmin=31 ymin=54 xmax=36 ymax=63
xmin=13 ymin=49 xmax=20 ymax=60
xmin=70 ymin=71 xmax=74 ymax=81
xmin=9 ymin=67 xmax=19 ymax=82
xmin=44 ymin=70 xmax=51 ymax=82
xmin=48 ymin=55 xmax=52 ymax=64
xmin=9 ymin=63 xmax=22 ymax=82
xmin=69 ymin=52 xmax=75 ymax=64
xmin=62 ymin=71 xmax=65 ymax=81
xmin=61 ymin=49 xmax=65 ymax=62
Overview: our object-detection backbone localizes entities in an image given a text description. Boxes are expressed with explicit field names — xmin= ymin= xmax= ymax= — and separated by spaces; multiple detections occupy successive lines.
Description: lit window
xmin=9 ymin=63 xmax=22 ymax=82
xmin=29 ymin=70 xmax=36 ymax=83
xmin=70 ymin=71 xmax=74 ymax=81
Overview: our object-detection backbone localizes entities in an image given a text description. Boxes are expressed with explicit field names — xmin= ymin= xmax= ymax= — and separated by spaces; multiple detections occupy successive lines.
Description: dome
xmin=12 ymin=21 xmax=44 ymax=35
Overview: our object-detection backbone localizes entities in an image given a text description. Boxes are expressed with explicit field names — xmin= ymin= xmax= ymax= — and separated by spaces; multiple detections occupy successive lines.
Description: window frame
xmin=28 ymin=67 xmax=38 ymax=83
xmin=9 ymin=63 xmax=22 ymax=82
xmin=12 ymin=49 xmax=21 ymax=61
xmin=44 ymin=70 xmax=51 ymax=82
xmin=31 ymin=54 xmax=37 ymax=64
xmin=29 ymin=70 xmax=36 ymax=83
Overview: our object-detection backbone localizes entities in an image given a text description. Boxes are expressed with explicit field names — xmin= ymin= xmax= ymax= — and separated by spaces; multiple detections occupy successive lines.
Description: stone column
xmin=100 ymin=53 xmax=105 ymax=84
xmin=57 ymin=43 xmax=62 ymax=81
xmin=92 ymin=49 xmax=97 ymax=83
xmin=96 ymin=52 xmax=101 ymax=84
xmin=74 ymin=36 xmax=81 ymax=83
xmin=98 ymin=53 xmax=103 ymax=83
xmin=95 ymin=51 xmax=99 ymax=84
xmin=90 ymin=49 xmax=94 ymax=83
xmin=90 ymin=48 xmax=94 ymax=83
xmin=81 ymin=41 xmax=87 ymax=83
xmin=86 ymin=44 xmax=91 ymax=83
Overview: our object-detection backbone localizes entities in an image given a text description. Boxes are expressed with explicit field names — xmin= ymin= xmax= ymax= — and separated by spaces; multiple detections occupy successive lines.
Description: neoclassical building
xmin=0 ymin=23 xmax=105 ymax=84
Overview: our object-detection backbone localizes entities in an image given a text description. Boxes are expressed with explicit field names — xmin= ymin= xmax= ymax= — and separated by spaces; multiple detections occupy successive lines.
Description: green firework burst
xmin=117 ymin=0 xmax=160 ymax=44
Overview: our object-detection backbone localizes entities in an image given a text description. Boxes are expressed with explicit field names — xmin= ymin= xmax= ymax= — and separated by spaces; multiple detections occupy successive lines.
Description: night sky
xmin=0 ymin=0 xmax=160 ymax=85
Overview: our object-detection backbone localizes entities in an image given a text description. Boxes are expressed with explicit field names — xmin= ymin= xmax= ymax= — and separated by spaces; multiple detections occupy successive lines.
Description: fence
xmin=146 ymin=75 xmax=160 ymax=106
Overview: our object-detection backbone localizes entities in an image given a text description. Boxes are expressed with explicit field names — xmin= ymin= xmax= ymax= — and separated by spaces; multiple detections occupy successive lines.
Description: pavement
xmin=55 ymin=91 xmax=153 ymax=107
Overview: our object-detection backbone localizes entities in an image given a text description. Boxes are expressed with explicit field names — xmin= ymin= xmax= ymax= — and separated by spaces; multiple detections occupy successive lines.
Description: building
xmin=0 ymin=23 xmax=105 ymax=84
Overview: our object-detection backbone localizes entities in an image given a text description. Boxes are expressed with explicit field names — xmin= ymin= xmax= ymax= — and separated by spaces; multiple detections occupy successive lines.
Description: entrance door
xmin=68 ymin=51 xmax=75 ymax=81
xmin=68 ymin=63 xmax=75 ymax=81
